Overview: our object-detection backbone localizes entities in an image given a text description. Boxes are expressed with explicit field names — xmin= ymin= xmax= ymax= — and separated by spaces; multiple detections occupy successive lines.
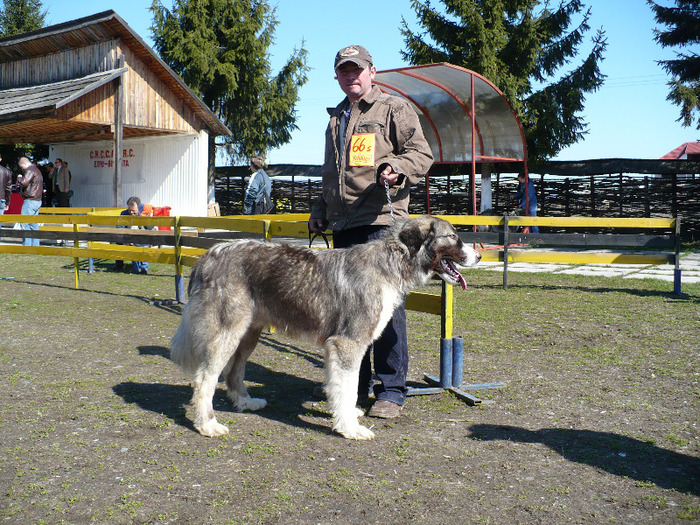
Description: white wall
xmin=51 ymin=130 xmax=210 ymax=216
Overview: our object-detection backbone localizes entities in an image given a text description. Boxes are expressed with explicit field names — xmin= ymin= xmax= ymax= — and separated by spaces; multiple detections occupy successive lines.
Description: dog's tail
xmin=170 ymin=257 xmax=205 ymax=374
xmin=169 ymin=308 xmax=199 ymax=375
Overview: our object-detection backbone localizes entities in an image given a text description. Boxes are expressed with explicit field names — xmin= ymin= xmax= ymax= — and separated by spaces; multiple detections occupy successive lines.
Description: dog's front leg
xmin=324 ymin=337 xmax=375 ymax=440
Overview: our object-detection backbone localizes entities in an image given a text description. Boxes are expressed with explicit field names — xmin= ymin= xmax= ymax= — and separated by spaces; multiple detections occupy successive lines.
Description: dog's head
xmin=398 ymin=215 xmax=481 ymax=289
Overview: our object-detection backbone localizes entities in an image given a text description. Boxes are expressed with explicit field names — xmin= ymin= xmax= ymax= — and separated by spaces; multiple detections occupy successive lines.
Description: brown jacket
xmin=55 ymin=165 xmax=70 ymax=192
xmin=0 ymin=164 xmax=11 ymax=204
xmin=19 ymin=164 xmax=43 ymax=201
xmin=311 ymin=85 xmax=433 ymax=231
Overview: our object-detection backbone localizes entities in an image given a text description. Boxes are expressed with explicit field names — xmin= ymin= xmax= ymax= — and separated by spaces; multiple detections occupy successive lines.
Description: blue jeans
xmin=132 ymin=260 xmax=149 ymax=273
xmin=522 ymin=203 xmax=539 ymax=233
xmin=333 ymin=225 xmax=409 ymax=406
xmin=21 ymin=198 xmax=42 ymax=246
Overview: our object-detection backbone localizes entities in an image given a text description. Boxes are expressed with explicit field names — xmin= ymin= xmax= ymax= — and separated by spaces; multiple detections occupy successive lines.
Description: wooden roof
xmin=0 ymin=69 xmax=127 ymax=124
xmin=0 ymin=10 xmax=231 ymax=142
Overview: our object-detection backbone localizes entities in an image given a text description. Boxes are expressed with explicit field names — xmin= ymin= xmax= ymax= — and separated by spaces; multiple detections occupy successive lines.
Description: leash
xmin=310 ymin=180 xmax=396 ymax=246
xmin=384 ymin=180 xmax=395 ymax=226
xmin=308 ymin=231 xmax=331 ymax=249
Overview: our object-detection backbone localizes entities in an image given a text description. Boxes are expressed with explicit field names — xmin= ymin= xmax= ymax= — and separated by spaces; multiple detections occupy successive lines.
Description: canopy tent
xmin=374 ymin=63 xmax=528 ymax=214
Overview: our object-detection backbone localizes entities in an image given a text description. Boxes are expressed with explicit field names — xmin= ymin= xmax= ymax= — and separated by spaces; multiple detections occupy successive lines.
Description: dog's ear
xmin=398 ymin=216 xmax=435 ymax=257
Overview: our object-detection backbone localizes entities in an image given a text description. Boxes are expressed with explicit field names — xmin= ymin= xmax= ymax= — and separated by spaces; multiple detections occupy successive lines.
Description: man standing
xmin=16 ymin=157 xmax=43 ymax=246
xmin=308 ymin=45 xmax=433 ymax=418
xmin=242 ymin=156 xmax=273 ymax=214
xmin=0 ymin=154 xmax=12 ymax=214
xmin=54 ymin=157 xmax=71 ymax=207
xmin=43 ymin=162 xmax=55 ymax=207
xmin=513 ymin=173 xmax=539 ymax=233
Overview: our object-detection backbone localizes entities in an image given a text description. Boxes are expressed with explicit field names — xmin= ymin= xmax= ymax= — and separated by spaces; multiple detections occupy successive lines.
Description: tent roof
xmin=661 ymin=142 xmax=700 ymax=160
xmin=374 ymin=63 xmax=526 ymax=165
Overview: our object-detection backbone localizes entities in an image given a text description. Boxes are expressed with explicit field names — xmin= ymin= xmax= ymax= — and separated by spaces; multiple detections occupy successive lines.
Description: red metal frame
xmin=375 ymin=63 xmax=529 ymax=218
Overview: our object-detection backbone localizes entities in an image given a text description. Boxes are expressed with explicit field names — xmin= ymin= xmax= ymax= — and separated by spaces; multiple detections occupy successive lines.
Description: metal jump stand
xmin=407 ymin=282 xmax=505 ymax=405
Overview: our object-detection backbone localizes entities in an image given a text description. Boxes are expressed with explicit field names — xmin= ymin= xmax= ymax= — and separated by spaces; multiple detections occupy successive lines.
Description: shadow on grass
xmin=62 ymin=258 xmax=183 ymax=278
xmin=3 ymin=277 xmax=186 ymax=312
xmin=138 ymin=345 xmax=170 ymax=358
xmin=258 ymin=334 xmax=324 ymax=369
xmin=113 ymin=361 xmax=331 ymax=436
xmin=112 ymin=381 xmax=194 ymax=431
xmin=468 ymin=424 xmax=700 ymax=496
xmin=136 ymin=337 xmax=323 ymax=368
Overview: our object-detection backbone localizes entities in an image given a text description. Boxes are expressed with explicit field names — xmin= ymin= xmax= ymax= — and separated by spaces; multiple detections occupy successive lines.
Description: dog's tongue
xmin=444 ymin=259 xmax=467 ymax=290
xmin=456 ymin=271 xmax=467 ymax=290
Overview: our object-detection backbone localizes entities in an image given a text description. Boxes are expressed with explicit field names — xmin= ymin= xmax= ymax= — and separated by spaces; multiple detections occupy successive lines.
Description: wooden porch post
xmin=113 ymin=55 xmax=125 ymax=207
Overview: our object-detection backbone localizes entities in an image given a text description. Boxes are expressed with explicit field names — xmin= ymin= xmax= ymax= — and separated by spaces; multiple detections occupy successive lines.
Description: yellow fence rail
xmin=441 ymin=213 xmax=681 ymax=292
xmin=0 ymin=210 xmax=681 ymax=327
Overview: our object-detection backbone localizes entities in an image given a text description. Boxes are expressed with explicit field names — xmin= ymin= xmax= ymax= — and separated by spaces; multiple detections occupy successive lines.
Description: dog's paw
xmin=343 ymin=424 xmax=376 ymax=440
xmin=236 ymin=397 xmax=267 ymax=412
xmin=196 ymin=419 xmax=229 ymax=438
xmin=334 ymin=422 xmax=376 ymax=440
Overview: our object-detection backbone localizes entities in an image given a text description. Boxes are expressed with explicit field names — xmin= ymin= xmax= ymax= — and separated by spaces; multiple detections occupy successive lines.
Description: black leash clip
xmin=308 ymin=231 xmax=331 ymax=249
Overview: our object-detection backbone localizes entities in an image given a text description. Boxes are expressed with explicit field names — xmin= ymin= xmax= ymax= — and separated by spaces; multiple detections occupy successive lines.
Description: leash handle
xmin=309 ymin=231 xmax=330 ymax=249
xmin=384 ymin=180 xmax=395 ymax=226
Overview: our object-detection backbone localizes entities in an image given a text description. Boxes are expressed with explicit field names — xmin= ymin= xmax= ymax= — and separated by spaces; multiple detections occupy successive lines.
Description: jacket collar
xmin=327 ymin=84 xmax=382 ymax=117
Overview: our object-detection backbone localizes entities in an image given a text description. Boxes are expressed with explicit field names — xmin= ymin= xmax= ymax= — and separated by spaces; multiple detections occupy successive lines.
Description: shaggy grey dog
xmin=171 ymin=215 xmax=481 ymax=440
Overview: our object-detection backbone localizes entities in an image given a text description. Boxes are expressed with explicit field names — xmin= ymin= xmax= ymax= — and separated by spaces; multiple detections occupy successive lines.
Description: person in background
xmin=308 ymin=45 xmax=433 ymax=419
xmin=64 ymin=161 xmax=73 ymax=206
xmin=0 ymin=153 xmax=12 ymax=214
xmin=53 ymin=158 xmax=63 ymax=205
xmin=16 ymin=157 xmax=43 ymax=246
xmin=513 ymin=172 xmax=539 ymax=233
xmin=242 ymin=156 xmax=273 ymax=214
xmin=43 ymin=162 xmax=55 ymax=207
xmin=114 ymin=196 xmax=153 ymax=274
xmin=55 ymin=158 xmax=71 ymax=207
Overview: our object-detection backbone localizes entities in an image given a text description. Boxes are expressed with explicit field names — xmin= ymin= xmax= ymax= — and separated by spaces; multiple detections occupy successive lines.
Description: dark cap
xmin=334 ymin=45 xmax=373 ymax=70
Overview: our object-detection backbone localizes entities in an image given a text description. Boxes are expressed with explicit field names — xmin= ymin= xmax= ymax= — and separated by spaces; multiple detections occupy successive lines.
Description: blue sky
xmin=43 ymin=1 xmax=698 ymax=164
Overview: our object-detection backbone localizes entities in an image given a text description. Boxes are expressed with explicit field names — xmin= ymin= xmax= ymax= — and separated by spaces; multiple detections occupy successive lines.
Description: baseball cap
xmin=334 ymin=45 xmax=373 ymax=70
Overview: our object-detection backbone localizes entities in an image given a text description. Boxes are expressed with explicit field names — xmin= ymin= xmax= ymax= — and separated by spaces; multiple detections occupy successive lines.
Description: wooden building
xmin=0 ymin=10 xmax=231 ymax=215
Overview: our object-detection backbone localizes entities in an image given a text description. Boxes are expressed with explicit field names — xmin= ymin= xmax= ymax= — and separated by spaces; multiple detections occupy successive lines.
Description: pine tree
xmin=0 ymin=0 xmax=48 ymax=165
xmin=150 ymin=0 xmax=309 ymax=165
xmin=649 ymin=0 xmax=700 ymax=130
xmin=400 ymin=0 xmax=607 ymax=162
xmin=0 ymin=0 xmax=46 ymax=37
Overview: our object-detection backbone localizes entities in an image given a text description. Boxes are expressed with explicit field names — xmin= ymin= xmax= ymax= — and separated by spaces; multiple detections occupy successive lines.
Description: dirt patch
xmin=0 ymin=254 xmax=698 ymax=524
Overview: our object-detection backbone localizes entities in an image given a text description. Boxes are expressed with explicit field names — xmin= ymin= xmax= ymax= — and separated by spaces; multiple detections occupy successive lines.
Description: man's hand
xmin=378 ymin=164 xmax=400 ymax=186
xmin=308 ymin=217 xmax=328 ymax=234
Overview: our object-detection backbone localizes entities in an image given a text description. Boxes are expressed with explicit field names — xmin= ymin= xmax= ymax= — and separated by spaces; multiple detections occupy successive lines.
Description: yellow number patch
xmin=349 ymin=133 xmax=376 ymax=167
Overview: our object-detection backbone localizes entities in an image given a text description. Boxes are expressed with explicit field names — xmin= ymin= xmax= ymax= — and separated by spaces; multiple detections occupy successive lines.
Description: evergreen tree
xmin=150 ymin=0 xmax=309 ymax=167
xmin=649 ymin=0 xmax=700 ymax=130
xmin=0 ymin=0 xmax=47 ymax=165
xmin=400 ymin=0 xmax=607 ymax=162
xmin=0 ymin=0 xmax=46 ymax=37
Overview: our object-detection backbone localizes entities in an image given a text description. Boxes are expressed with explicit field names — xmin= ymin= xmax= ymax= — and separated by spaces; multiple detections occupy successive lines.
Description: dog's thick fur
xmin=170 ymin=215 xmax=481 ymax=440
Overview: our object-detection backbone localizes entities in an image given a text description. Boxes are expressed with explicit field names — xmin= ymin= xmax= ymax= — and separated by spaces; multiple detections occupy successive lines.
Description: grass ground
xmin=0 ymin=253 xmax=698 ymax=524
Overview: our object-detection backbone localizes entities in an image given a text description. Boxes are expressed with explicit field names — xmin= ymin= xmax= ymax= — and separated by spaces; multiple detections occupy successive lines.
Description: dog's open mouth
xmin=440 ymin=258 xmax=467 ymax=290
